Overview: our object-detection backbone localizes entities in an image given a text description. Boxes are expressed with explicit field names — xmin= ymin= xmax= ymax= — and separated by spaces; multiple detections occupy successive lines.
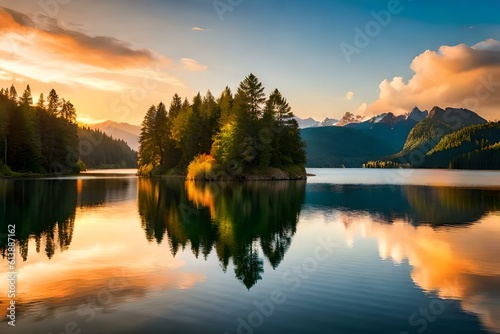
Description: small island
xmin=137 ymin=74 xmax=307 ymax=180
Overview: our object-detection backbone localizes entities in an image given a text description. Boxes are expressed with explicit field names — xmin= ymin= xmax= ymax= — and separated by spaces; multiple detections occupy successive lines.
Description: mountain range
xmin=90 ymin=106 xmax=497 ymax=169
xmin=302 ymin=106 xmax=493 ymax=168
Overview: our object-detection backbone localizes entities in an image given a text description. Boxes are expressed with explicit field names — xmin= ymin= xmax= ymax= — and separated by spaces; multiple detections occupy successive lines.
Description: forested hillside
xmin=0 ymin=84 xmax=81 ymax=175
xmin=425 ymin=122 xmax=500 ymax=168
xmin=78 ymin=127 xmax=138 ymax=169
xmin=451 ymin=142 xmax=500 ymax=169
xmin=301 ymin=126 xmax=398 ymax=167
xmin=0 ymin=83 xmax=138 ymax=176
xmin=138 ymin=74 xmax=306 ymax=180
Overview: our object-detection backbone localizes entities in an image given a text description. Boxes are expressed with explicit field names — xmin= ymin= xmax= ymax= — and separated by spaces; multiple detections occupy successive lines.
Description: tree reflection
xmin=0 ymin=177 xmax=137 ymax=261
xmin=0 ymin=179 xmax=77 ymax=260
xmin=403 ymin=186 xmax=500 ymax=225
xmin=137 ymin=179 xmax=306 ymax=289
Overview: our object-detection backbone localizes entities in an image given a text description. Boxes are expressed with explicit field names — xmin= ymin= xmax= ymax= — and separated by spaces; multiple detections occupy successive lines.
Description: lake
xmin=1 ymin=169 xmax=499 ymax=334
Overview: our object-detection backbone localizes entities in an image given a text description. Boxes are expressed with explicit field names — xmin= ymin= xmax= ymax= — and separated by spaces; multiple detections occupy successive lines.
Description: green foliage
xmin=138 ymin=74 xmax=306 ymax=177
xmin=420 ymin=122 xmax=500 ymax=168
xmin=1 ymin=94 xmax=44 ymax=172
xmin=38 ymin=107 xmax=78 ymax=173
xmin=76 ymin=159 xmax=87 ymax=171
xmin=401 ymin=118 xmax=454 ymax=153
xmin=363 ymin=160 xmax=408 ymax=168
xmin=428 ymin=122 xmax=500 ymax=155
xmin=450 ymin=142 xmax=500 ymax=169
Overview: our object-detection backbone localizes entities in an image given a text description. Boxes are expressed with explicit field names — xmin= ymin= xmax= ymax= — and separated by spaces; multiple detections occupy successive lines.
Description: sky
xmin=0 ymin=0 xmax=499 ymax=125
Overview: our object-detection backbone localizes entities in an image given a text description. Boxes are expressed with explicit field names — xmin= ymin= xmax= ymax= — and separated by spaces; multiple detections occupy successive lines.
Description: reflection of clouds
xmin=342 ymin=213 xmax=500 ymax=333
xmin=0 ymin=266 xmax=204 ymax=322
xmin=0 ymin=199 xmax=205 ymax=321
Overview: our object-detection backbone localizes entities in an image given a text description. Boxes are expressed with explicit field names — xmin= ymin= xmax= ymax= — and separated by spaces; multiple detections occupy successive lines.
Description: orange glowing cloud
xmin=0 ymin=7 xmax=191 ymax=91
xmin=0 ymin=8 xmax=159 ymax=69
xmin=366 ymin=39 xmax=500 ymax=120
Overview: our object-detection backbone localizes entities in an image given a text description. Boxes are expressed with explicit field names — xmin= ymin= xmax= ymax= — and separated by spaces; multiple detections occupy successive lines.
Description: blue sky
xmin=0 ymin=0 xmax=498 ymax=124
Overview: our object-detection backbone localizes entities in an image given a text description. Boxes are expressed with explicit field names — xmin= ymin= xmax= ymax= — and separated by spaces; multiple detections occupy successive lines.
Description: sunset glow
xmin=0 ymin=1 xmax=498 ymax=124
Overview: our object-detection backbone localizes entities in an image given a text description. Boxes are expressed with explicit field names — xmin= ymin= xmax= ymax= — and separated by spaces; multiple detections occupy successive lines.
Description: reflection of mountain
xmin=0 ymin=180 xmax=77 ymax=260
xmin=306 ymin=184 xmax=500 ymax=226
xmin=137 ymin=179 xmax=306 ymax=289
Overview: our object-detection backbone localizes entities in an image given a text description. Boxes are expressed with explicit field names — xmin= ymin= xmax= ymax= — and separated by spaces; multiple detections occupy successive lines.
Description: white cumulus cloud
xmin=366 ymin=39 xmax=500 ymax=120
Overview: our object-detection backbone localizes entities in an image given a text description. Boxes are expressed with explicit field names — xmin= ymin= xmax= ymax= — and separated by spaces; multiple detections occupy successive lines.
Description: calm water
xmin=1 ymin=169 xmax=499 ymax=334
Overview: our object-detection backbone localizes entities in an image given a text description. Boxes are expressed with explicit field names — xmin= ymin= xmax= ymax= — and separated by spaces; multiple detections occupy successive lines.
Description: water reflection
xmin=0 ymin=177 xmax=204 ymax=329
xmin=307 ymin=184 xmax=500 ymax=225
xmin=306 ymin=184 xmax=500 ymax=333
xmin=0 ymin=178 xmax=137 ymax=260
xmin=342 ymin=214 xmax=500 ymax=333
xmin=0 ymin=179 xmax=77 ymax=260
xmin=137 ymin=179 xmax=306 ymax=289
xmin=1 ymin=175 xmax=499 ymax=333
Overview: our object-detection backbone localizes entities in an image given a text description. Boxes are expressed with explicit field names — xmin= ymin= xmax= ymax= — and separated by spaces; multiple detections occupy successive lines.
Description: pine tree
xmin=139 ymin=105 xmax=158 ymax=171
xmin=9 ymin=84 xmax=17 ymax=102
xmin=36 ymin=93 xmax=46 ymax=110
xmin=61 ymin=99 xmax=77 ymax=123
xmin=239 ymin=73 xmax=266 ymax=119
xmin=168 ymin=93 xmax=182 ymax=119
xmin=218 ymin=86 xmax=233 ymax=124
xmin=266 ymin=89 xmax=293 ymax=125
xmin=47 ymin=89 xmax=60 ymax=115
xmin=19 ymin=85 xmax=33 ymax=107
xmin=154 ymin=102 xmax=169 ymax=166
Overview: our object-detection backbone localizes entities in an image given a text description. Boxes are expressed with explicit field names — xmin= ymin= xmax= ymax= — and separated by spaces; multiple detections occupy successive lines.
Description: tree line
xmin=78 ymin=127 xmax=137 ymax=169
xmin=0 ymin=84 xmax=79 ymax=174
xmin=138 ymin=73 xmax=306 ymax=179
xmin=450 ymin=142 xmax=500 ymax=169
xmin=0 ymin=84 xmax=138 ymax=175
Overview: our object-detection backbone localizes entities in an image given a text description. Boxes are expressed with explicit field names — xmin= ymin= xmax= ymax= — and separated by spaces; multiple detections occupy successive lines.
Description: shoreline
xmin=143 ymin=166 xmax=308 ymax=181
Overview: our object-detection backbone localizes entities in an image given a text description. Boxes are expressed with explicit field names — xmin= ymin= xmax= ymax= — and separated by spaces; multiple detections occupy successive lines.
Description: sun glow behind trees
xmin=0 ymin=84 xmax=79 ymax=174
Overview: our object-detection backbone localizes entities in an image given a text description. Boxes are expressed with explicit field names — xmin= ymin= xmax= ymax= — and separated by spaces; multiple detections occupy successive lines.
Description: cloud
xmin=192 ymin=26 xmax=205 ymax=31
xmin=366 ymin=39 xmax=500 ymax=120
xmin=180 ymin=57 xmax=208 ymax=72
xmin=0 ymin=8 xmax=158 ymax=69
xmin=0 ymin=69 xmax=13 ymax=81
xmin=356 ymin=102 xmax=367 ymax=114
xmin=0 ymin=7 xmax=183 ymax=91
xmin=346 ymin=91 xmax=354 ymax=100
